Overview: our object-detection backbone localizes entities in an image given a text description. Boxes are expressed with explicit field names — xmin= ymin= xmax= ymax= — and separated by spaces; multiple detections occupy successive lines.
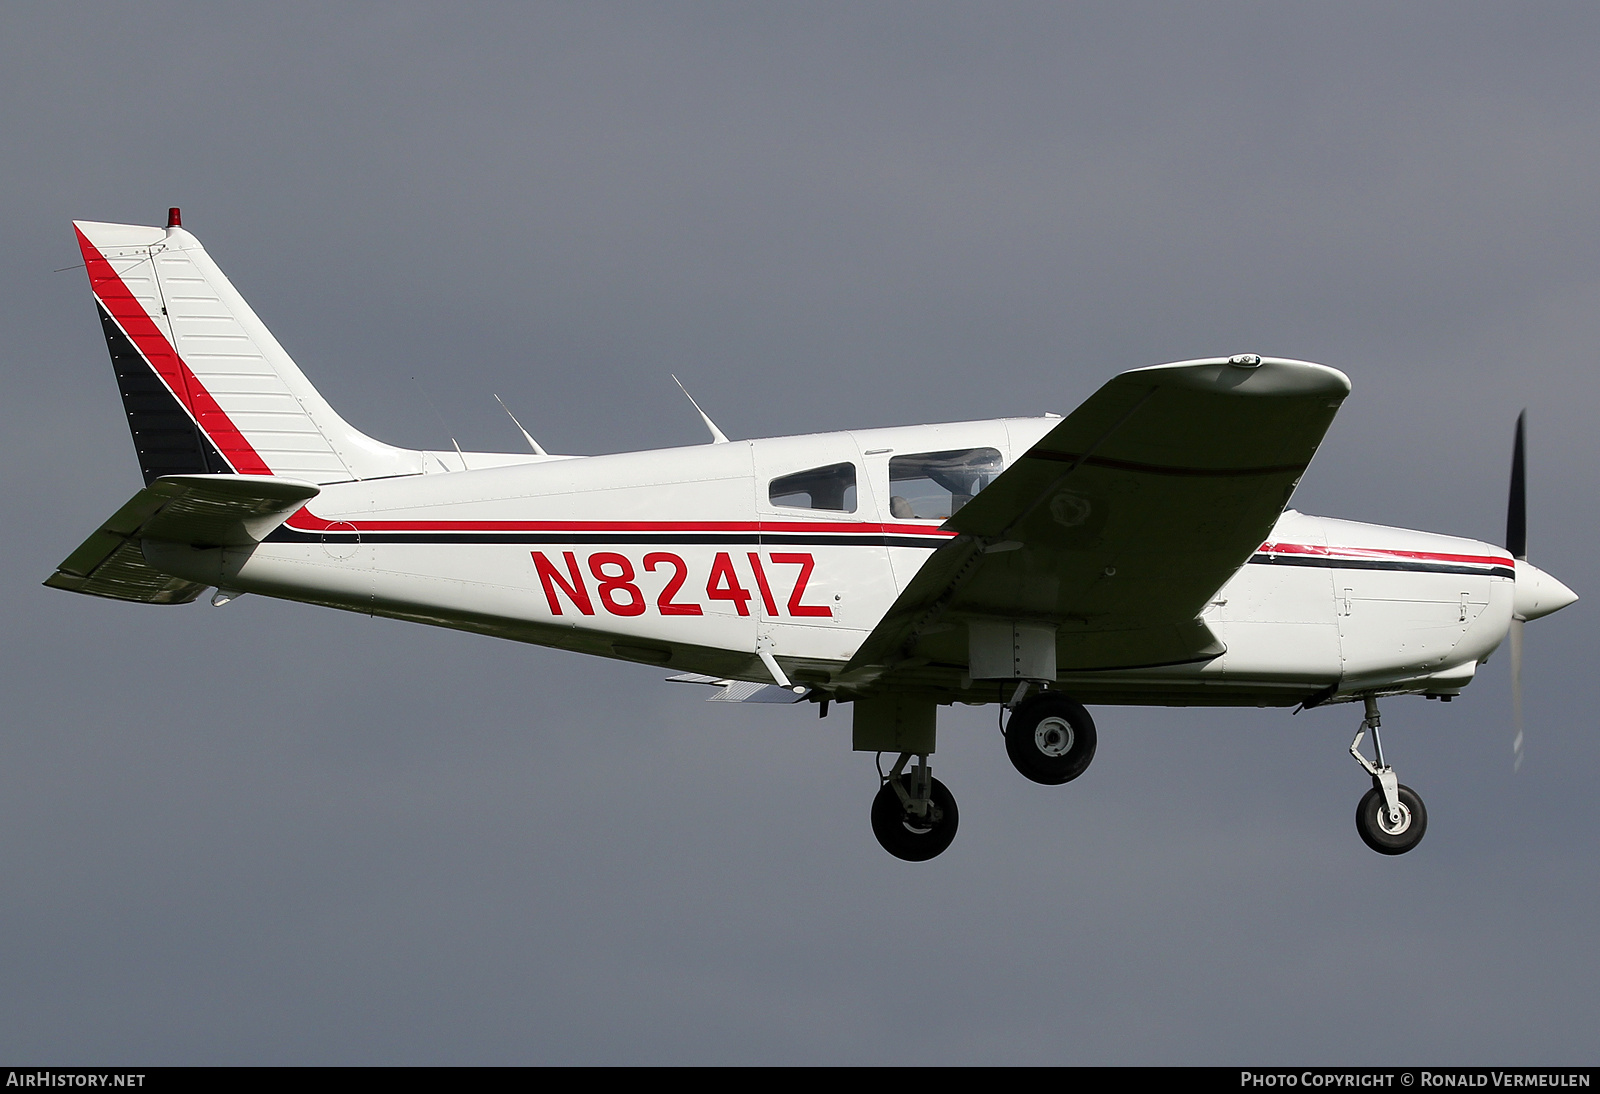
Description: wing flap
xmin=44 ymin=474 xmax=320 ymax=604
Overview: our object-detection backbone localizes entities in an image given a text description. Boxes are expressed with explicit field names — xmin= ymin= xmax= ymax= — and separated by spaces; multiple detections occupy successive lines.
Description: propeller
xmin=1507 ymin=412 xmax=1526 ymax=772
xmin=1497 ymin=413 xmax=1577 ymax=772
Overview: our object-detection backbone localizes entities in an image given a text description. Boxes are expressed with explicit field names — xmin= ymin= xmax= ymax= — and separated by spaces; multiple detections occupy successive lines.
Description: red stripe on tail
xmin=75 ymin=227 xmax=273 ymax=476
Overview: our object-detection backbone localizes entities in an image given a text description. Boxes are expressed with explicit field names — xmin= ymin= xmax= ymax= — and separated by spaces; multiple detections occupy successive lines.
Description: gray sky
xmin=2 ymin=3 xmax=1596 ymax=1064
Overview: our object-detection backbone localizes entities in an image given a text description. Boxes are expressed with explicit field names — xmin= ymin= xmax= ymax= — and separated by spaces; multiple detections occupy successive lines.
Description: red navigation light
xmin=167 ymin=207 xmax=182 ymax=228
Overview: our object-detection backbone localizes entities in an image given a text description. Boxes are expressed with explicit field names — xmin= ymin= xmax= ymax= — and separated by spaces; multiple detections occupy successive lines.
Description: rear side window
xmin=769 ymin=463 xmax=857 ymax=512
xmin=888 ymin=448 xmax=1003 ymax=520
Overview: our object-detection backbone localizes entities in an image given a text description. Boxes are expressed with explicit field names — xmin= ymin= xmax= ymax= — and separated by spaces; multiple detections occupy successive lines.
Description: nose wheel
xmin=870 ymin=753 xmax=959 ymax=861
xmin=1349 ymin=696 xmax=1427 ymax=855
xmin=1355 ymin=783 xmax=1427 ymax=855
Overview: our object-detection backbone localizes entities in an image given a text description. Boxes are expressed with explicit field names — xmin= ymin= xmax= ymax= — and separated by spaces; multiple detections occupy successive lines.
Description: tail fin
xmin=75 ymin=217 xmax=424 ymax=484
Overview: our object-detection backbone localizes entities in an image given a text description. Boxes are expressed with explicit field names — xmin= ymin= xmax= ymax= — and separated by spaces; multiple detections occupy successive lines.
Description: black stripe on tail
xmin=97 ymin=303 xmax=231 ymax=484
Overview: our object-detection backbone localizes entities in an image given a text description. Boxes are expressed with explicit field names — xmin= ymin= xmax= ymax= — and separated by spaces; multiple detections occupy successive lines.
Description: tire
xmin=1355 ymin=784 xmax=1428 ymax=855
xmin=1004 ymin=692 xmax=1097 ymax=785
xmin=871 ymin=776 xmax=959 ymax=861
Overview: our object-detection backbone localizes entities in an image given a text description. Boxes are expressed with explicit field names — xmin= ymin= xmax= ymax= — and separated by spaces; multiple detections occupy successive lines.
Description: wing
xmin=845 ymin=356 xmax=1350 ymax=683
xmin=44 ymin=474 xmax=320 ymax=604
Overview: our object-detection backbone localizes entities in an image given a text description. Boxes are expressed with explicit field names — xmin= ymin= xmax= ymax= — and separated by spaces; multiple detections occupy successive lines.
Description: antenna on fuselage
xmin=671 ymin=375 xmax=731 ymax=444
xmin=493 ymin=394 xmax=550 ymax=456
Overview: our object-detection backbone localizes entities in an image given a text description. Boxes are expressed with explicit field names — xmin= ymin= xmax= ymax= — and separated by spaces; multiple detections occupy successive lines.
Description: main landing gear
xmin=1003 ymin=690 xmax=1098 ymax=784
xmin=871 ymin=752 xmax=959 ymax=862
xmin=1349 ymin=696 xmax=1427 ymax=855
xmin=858 ymin=688 xmax=1098 ymax=862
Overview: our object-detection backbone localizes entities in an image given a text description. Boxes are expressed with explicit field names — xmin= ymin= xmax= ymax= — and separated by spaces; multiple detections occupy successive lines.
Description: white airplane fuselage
xmin=55 ymin=215 xmax=1584 ymax=859
xmin=143 ymin=413 xmax=1520 ymax=709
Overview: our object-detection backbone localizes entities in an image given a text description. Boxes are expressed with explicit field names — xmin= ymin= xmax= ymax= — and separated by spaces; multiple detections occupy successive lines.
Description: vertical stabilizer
xmin=75 ymin=218 xmax=425 ymax=484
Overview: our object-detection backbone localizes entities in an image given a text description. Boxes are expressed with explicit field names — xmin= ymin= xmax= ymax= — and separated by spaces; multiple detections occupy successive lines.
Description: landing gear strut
xmin=1349 ymin=696 xmax=1427 ymax=855
xmin=870 ymin=752 xmax=959 ymax=861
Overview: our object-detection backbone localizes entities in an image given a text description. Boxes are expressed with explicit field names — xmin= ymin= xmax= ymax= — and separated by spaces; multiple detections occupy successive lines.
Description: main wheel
xmin=1355 ymin=784 xmax=1428 ymax=855
xmin=871 ymin=776 xmax=959 ymax=861
xmin=1004 ymin=692 xmax=1097 ymax=785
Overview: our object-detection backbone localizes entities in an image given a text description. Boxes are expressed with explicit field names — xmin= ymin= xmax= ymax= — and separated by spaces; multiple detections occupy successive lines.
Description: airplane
xmin=46 ymin=210 xmax=1578 ymax=862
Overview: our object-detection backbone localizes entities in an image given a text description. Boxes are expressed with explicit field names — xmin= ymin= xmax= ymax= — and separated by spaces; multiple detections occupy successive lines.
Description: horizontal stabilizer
xmin=44 ymin=474 xmax=319 ymax=604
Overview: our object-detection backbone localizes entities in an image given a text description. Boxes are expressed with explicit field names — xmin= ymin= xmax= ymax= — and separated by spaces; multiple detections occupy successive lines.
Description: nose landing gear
xmin=1349 ymin=696 xmax=1427 ymax=855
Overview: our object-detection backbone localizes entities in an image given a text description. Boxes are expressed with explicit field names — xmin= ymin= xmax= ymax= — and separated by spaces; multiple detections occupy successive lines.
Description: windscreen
xmin=887 ymin=448 xmax=1003 ymax=520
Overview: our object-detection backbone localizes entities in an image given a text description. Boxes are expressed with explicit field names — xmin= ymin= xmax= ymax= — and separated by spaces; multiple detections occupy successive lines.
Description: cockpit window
xmin=769 ymin=462 xmax=857 ymax=513
xmin=888 ymin=448 xmax=1004 ymax=520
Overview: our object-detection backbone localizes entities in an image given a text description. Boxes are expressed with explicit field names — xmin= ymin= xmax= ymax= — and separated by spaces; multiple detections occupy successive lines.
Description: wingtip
xmin=1128 ymin=356 xmax=1351 ymax=399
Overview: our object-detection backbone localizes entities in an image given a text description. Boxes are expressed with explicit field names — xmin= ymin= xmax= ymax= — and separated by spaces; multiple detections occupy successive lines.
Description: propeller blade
xmin=1507 ymin=410 xmax=1527 ymax=561
xmin=1507 ymin=411 xmax=1527 ymax=772
xmin=1510 ymin=616 xmax=1525 ymax=772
